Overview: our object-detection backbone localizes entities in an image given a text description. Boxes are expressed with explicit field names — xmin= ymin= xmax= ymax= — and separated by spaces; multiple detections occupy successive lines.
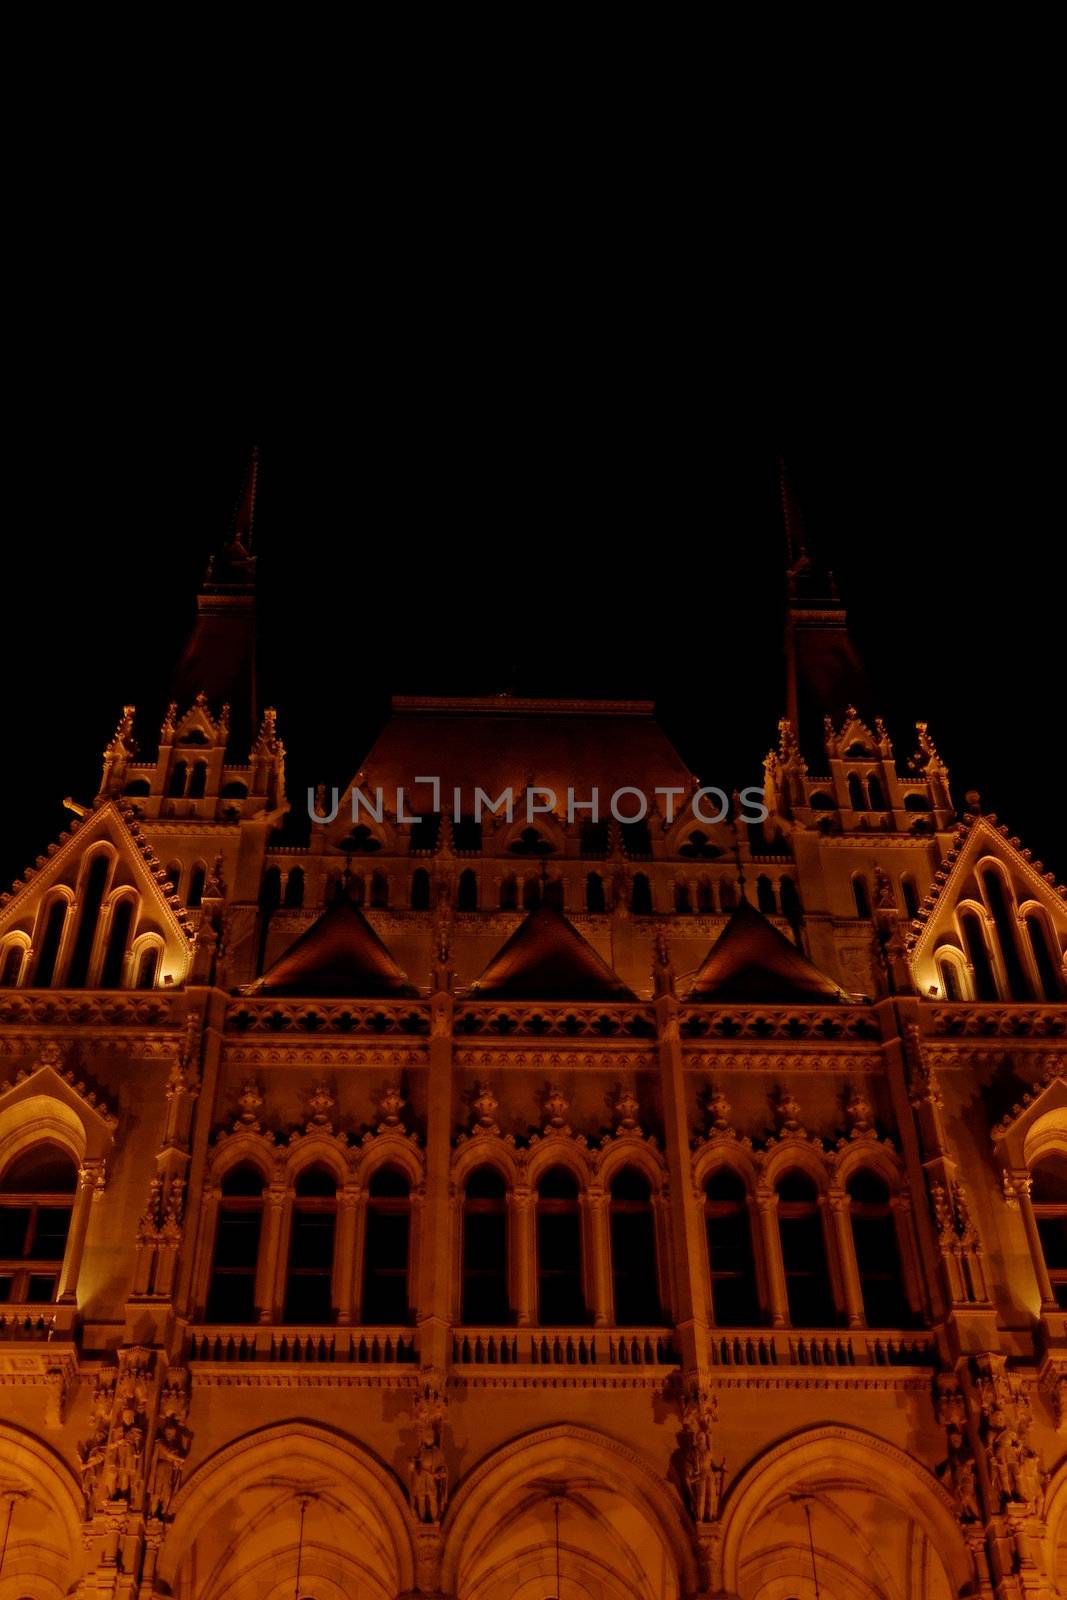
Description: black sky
xmin=0 ymin=424 xmax=1060 ymax=893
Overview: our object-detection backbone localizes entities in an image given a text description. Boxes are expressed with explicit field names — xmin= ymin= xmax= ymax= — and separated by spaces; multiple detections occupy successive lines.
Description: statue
xmin=407 ymin=1376 xmax=448 ymax=1524
xmin=681 ymin=1389 xmax=724 ymax=1524
xmin=149 ymin=1416 xmax=191 ymax=1518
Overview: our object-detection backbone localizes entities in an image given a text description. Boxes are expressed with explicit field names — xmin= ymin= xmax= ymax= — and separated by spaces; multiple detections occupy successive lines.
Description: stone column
xmin=418 ymin=990 xmax=455 ymax=1373
xmin=510 ymin=1187 xmax=535 ymax=1326
xmin=334 ymin=1182 xmax=360 ymax=1324
xmin=828 ymin=1188 xmax=865 ymax=1328
xmin=261 ymin=1184 xmax=288 ymax=1323
xmin=655 ymin=996 xmax=712 ymax=1380
xmin=58 ymin=1161 xmax=104 ymax=1302
xmin=755 ymin=1183 xmax=789 ymax=1328
xmin=1015 ymin=1174 xmax=1057 ymax=1310
xmin=586 ymin=1185 xmax=613 ymax=1326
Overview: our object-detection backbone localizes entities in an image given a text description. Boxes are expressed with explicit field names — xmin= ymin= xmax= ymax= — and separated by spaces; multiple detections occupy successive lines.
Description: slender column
xmin=262 ymin=1184 xmax=288 ymax=1322
xmin=511 ymin=1187 xmax=535 ymax=1326
xmin=57 ymin=1162 xmax=103 ymax=1302
xmin=418 ymin=990 xmax=455 ymax=1374
xmin=828 ymin=1189 xmax=865 ymax=1328
xmin=586 ymin=1186 xmax=612 ymax=1326
xmin=755 ymin=1183 xmax=789 ymax=1328
xmin=1015 ymin=1174 xmax=1057 ymax=1309
xmin=655 ymin=996 xmax=712 ymax=1380
xmin=334 ymin=1182 xmax=359 ymax=1323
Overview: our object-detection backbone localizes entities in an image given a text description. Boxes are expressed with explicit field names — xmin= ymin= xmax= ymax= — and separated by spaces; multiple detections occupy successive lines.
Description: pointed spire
xmin=683 ymin=899 xmax=849 ymax=1003
xmin=245 ymin=897 xmax=417 ymax=998
xmin=468 ymin=902 xmax=635 ymax=1000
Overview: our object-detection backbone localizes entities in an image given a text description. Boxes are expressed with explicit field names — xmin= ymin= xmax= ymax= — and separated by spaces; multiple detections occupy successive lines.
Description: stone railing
xmin=451 ymin=1326 xmax=677 ymax=1368
xmin=0 ymin=1301 xmax=78 ymax=1342
xmin=706 ymin=1328 xmax=936 ymax=1369
xmin=186 ymin=1324 xmax=418 ymax=1365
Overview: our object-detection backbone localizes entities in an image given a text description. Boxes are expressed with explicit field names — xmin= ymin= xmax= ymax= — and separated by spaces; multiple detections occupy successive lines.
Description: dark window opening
xmin=0 ymin=1143 xmax=76 ymax=1304
xmin=1032 ymin=1153 xmax=1067 ymax=1310
xmin=284 ymin=868 xmax=305 ymax=908
xmin=411 ymin=869 xmax=432 ymax=910
xmin=631 ymin=873 xmax=653 ymax=914
xmin=1027 ymin=913 xmax=1063 ymax=1000
xmin=187 ymin=865 xmax=207 ymax=909
xmin=901 ymin=876 xmax=920 ymax=919
xmin=777 ymin=1171 xmax=836 ymax=1327
xmin=705 ymin=1167 xmax=759 ymax=1326
xmin=852 ymin=876 xmax=871 ymax=919
xmin=983 ymin=869 xmax=1032 ymax=1000
xmin=33 ymin=901 xmax=68 ymax=988
xmin=188 ymin=762 xmax=208 ymax=800
xmin=620 ymin=820 xmax=652 ymax=857
xmin=168 ymin=760 xmax=187 ymax=798
xmin=586 ymin=873 xmax=606 ymax=914
xmin=284 ymin=1166 xmax=337 ymax=1325
xmin=537 ymin=1167 xmax=588 ymax=1325
xmin=100 ymin=899 xmax=135 ymax=988
xmin=757 ymin=875 xmax=777 ymax=915
xmin=0 ymin=946 xmax=23 ymax=986
xmin=610 ymin=1168 xmax=661 ymax=1325
xmin=580 ymin=822 xmax=609 ymax=855
xmin=961 ymin=911 xmax=998 ymax=1001
xmin=866 ymin=774 xmax=886 ymax=811
xmin=66 ymin=855 xmax=110 ymax=987
xmin=462 ymin=1166 xmax=509 ymax=1325
xmin=362 ymin=1166 xmax=411 ymax=1325
xmin=207 ymin=1164 xmax=264 ymax=1323
xmin=457 ymin=868 xmax=478 ymax=911
xmin=847 ymin=774 xmax=866 ymax=811
xmin=847 ymin=1170 xmax=911 ymax=1327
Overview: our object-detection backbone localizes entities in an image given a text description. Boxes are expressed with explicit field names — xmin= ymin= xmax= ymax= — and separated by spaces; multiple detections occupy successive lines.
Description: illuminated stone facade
xmin=0 ymin=461 xmax=1065 ymax=1598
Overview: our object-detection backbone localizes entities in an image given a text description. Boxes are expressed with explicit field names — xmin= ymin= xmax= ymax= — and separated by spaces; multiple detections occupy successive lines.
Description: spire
xmin=169 ymin=447 xmax=260 ymax=747
xmin=780 ymin=458 xmax=871 ymax=754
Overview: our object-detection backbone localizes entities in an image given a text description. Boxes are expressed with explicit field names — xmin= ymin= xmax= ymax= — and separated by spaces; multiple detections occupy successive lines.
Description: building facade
xmin=0 ymin=459 xmax=1065 ymax=1599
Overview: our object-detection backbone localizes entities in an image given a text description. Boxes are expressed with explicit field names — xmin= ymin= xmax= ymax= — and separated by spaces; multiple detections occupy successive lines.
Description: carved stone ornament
xmin=680 ymin=1385 xmax=724 ymax=1524
xmin=407 ymin=1372 xmax=448 ymax=1525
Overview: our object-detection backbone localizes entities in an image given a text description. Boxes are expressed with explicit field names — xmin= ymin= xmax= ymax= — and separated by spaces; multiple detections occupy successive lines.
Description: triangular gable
xmin=0 ymin=801 xmax=194 ymax=976
xmin=991 ymin=1063 xmax=1067 ymax=1169
xmin=907 ymin=812 xmax=1067 ymax=982
xmin=682 ymin=898 xmax=849 ymax=1003
xmin=245 ymin=899 xmax=418 ymax=998
xmin=467 ymin=903 xmax=635 ymax=1001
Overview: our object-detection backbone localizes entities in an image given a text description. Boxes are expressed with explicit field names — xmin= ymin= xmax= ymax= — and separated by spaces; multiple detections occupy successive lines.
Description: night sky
xmin=2 ymin=429 xmax=1060 ymax=892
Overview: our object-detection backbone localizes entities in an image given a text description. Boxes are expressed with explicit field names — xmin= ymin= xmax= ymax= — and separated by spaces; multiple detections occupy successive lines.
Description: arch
xmin=866 ymin=772 xmax=886 ymax=811
xmin=411 ymin=867 xmax=432 ymax=910
xmin=718 ymin=1423 xmax=972 ymax=1595
xmin=441 ymin=1423 xmax=697 ymax=1596
xmin=98 ymin=891 xmax=137 ymax=987
xmin=160 ymin=1421 xmax=415 ymax=1595
xmin=704 ymin=1162 xmax=760 ymax=1328
xmin=845 ymin=1166 xmax=911 ymax=1327
xmin=0 ymin=1424 xmax=82 ymax=1586
xmin=0 ymin=1095 xmax=90 ymax=1174
xmin=206 ymin=1161 xmax=266 ymax=1323
xmin=586 ymin=871 xmax=606 ymax=914
xmin=284 ymin=1162 xmax=338 ymax=1323
xmin=370 ymin=870 xmax=389 ymax=909
xmin=361 ymin=1163 xmax=412 ymax=1325
xmin=457 ymin=868 xmax=478 ymax=911
xmin=168 ymin=758 xmax=188 ymax=798
xmin=847 ymin=773 xmax=866 ymax=811
xmin=980 ymin=859 xmax=1033 ymax=999
xmin=631 ymin=872 xmax=653 ymax=915
xmin=499 ymin=874 xmax=518 ymax=912
xmin=451 ymin=1140 xmax=523 ymax=1194
xmin=756 ymin=874 xmax=777 ymax=915
xmin=779 ymin=875 xmax=802 ymax=924
xmin=535 ymin=1163 xmax=587 ymax=1325
xmin=774 ymin=1165 xmax=836 ymax=1327
xmin=165 ymin=859 xmax=183 ymax=895
xmin=187 ymin=759 xmax=209 ymax=799
xmin=900 ymin=872 xmax=920 ymax=920
xmin=960 ymin=905 xmax=998 ymax=1000
xmin=461 ymin=1162 xmax=509 ymax=1325
xmin=1023 ymin=903 xmax=1064 ymax=999
xmin=934 ymin=944 xmax=970 ymax=1001
xmin=0 ymin=933 xmax=29 ymax=987
xmin=609 ymin=1165 xmax=661 ymax=1325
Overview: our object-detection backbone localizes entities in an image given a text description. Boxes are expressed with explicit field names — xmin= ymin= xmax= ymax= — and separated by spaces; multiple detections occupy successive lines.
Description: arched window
xmin=776 ymin=1171 xmax=835 ymax=1327
xmin=1026 ymin=911 xmax=1063 ymax=999
xmin=536 ymin=1166 xmax=587 ymax=1325
xmin=66 ymin=855 xmax=111 ymax=987
xmin=847 ymin=1170 xmax=910 ymax=1327
xmin=500 ymin=876 xmax=518 ymax=912
xmin=852 ymin=874 xmax=871 ymax=919
xmin=370 ymin=871 xmax=389 ymax=909
xmin=904 ymin=792 xmax=930 ymax=811
xmin=586 ymin=872 xmax=606 ymax=914
xmin=961 ymin=910 xmax=998 ymax=1001
xmin=901 ymin=875 xmax=920 ymax=919
xmin=809 ymin=791 xmax=835 ymax=812
xmin=756 ymin=875 xmax=777 ymax=915
xmin=779 ymin=876 xmax=802 ymax=925
xmin=283 ymin=868 xmax=305 ymax=908
xmin=982 ymin=868 xmax=1032 ymax=999
xmin=720 ymin=878 xmax=738 ymax=912
xmin=284 ymin=1166 xmax=337 ymax=1324
xmin=410 ymin=868 xmax=431 ymax=911
xmin=610 ymin=1168 xmax=660 ymax=1325
xmin=461 ymin=1166 xmax=508 ymax=1325
xmin=674 ymin=882 xmax=691 ymax=914
xmin=457 ymin=869 xmax=478 ymax=911
xmin=847 ymin=773 xmax=866 ymax=811
xmin=936 ymin=952 xmax=965 ymax=1001
xmin=168 ymin=760 xmax=188 ymax=798
xmin=187 ymin=864 xmax=207 ymax=909
xmin=33 ymin=900 xmax=68 ymax=988
xmin=621 ymin=821 xmax=652 ymax=857
xmin=1031 ymin=1154 xmax=1067 ymax=1309
xmin=631 ymin=873 xmax=652 ymax=915
xmin=136 ymin=947 xmax=160 ymax=990
xmin=187 ymin=761 xmax=208 ymax=800
xmin=705 ymin=1168 xmax=759 ymax=1327
xmin=124 ymin=778 xmax=151 ymax=797
xmin=0 ymin=1143 xmax=77 ymax=1304
xmin=220 ymin=780 xmax=248 ymax=800
xmin=543 ymin=876 xmax=563 ymax=911
xmin=696 ymin=879 xmax=714 ymax=913
xmin=0 ymin=945 xmax=24 ymax=987
xmin=362 ymin=1166 xmax=411 ymax=1325
xmin=580 ymin=821 xmax=609 ymax=855
xmin=207 ymin=1164 xmax=264 ymax=1323
xmin=100 ymin=899 xmax=135 ymax=987
xmin=165 ymin=861 xmax=183 ymax=896
xmin=866 ymin=773 xmax=886 ymax=811
xmin=522 ymin=876 xmax=541 ymax=910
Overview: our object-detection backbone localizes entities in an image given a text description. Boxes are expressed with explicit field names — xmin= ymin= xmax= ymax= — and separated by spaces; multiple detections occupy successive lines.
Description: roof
xmin=467 ymin=902 xmax=636 ymax=1000
xmin=682 ymin=898 xmax=849 ymax=1003
xmin=354 ymin=697 xmax=694 ymax=810
xmin=245 ymin=898 xmax=418 ymax=998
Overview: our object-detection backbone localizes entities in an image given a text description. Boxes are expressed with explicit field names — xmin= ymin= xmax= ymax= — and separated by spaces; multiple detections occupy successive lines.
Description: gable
xmin=682 ymin=898 xmax=848 ymax=1003
xmin=246 ymin=898 xmax=417 ymax=998
xmin=468 ymin=903 xmax=635 ymax=1001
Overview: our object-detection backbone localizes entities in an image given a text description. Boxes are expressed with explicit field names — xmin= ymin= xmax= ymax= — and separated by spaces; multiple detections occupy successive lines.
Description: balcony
xmin=451 ymin=1326 xmax=678 ymax=1370
xmin=707 ymin=1328 xmax=936 ymax=1370
xmin=186 ymin=1324 xmax=418 ymax=1366
xmin=0 ymin=1302 xmax=80 ymax=1424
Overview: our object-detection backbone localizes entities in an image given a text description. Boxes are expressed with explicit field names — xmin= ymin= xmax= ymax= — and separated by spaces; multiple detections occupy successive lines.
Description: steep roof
xmin=682 ymin=898 xmax=849 ymax=1003
xmin=246 ymin=898 xmax=417 ymax=998
xmin=468 ymin=902 xmax=636 ymax=1000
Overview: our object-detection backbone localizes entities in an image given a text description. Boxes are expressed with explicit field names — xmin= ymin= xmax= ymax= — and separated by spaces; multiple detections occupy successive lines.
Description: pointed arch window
xmin=500 ymin=875 xmax=518 ymax=912
xmin=522 ymin=876 xmax=541 ymax=911
xmin=866 ymin=773 xmax=886 ymax=811
xmin=457 ymin=868 xmax=478 ymax=911
xmin=610 ymin=1168 xmax=661 ymax=1325
xmin=705 ymin=1168 xmax=759 ymax=1326
xmin=165 ymin=861 xmax=183 ymax=896
xmin=100 ymin=899 xmax=135 ymax=988
xmin=961 ymin=910 xmax=998 ymax=1001
xmin=780 ymin=876 xmax=802 ymax=925
xmin=901 ymin=874 xmax=920 ymax=919
xmin=852 ymin=874 xmax=871 ymax=919
xmin=936 ymin=951 xmax=965 ymax=1001
xmin=847 ymin=773 xmax=867 ymax=811
xmin=847 ymin=1170 xmax=910 ymax=1327
xmin=33 ymin=900 xmax=68 ymax=988
xmin=66 ymin=854 xmax=111 ymax=987
xmin=0 ymin=945 xmax=24 ymax=987
xmin=982 ymin=867 xmax=1032 ymax=999
xmin=370 ymin=871 xmax=389 ymax=909
xmin=696 ymin=879 xmax=715 ymax=913
xmin=362 ymin=1166 xmax=412 ymax=1325
xmin=1026 ymin=911 xmax=1063 ymax=999
xmin=410 ymin=868 xmax=431 ymax=911
xmin=136 ymin=947 xmax=160 ymax=990
xmin=586 ymin=872 xmax=606 ymax=914
xmin=461 ymin=1166 xmax=509 ymax=1325
xmin=631 ymin=873 xmax=652 ymax=915
xmin=0 ymin=1143 xmax=77 ymax=1304
xmin=757 ymin=875 xmax=777 ymax=915
xmin=1031 ymin=1154 xmax=1067 ymax=1310
xmin=187 ymin=761 xmax=208 ymax=800
xmin=537 ymin=1166 xmax=587 ymax=1325
xmin=207 ymin=1164 xmax=264 ymax=1323
xmin=187 ymin=864 xmax=207 ymax=908
xmin=168 ymin=760 xmax=187 ymax=798
xmin=674 ymin=882 xmax=691 ymax=914
xmin=283 ymin=867 xmax=305 ymax=908
xmin=284 ymin=1166 xmax=337 ymax=1324
xmin=776 ymin=1170 xmax=835 ymax=1327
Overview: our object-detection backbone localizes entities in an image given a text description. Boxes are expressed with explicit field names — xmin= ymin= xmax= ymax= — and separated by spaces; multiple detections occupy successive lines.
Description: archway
xmin=0 ymin=1425 xmax=82 ymax=1599
xmin=443 ymin=1424 xmax=694 ymax=1600
xmin=159 ymin=1422 xmax=414 ymax=1600
xmin=720 ymin=1425 xmax=971 ymax=1600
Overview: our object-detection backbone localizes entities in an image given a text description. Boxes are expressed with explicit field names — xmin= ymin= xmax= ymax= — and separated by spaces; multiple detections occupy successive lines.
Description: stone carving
xmin=233 ymin=1078 xmax=264 ymax=1131
xmin=612 ymin=1085 xmax=641 ymax=1135
xmin=845 ymin=1087 xmax=875 ymax=1138
xmin=407 ymin=1374 xmax=448 ymax=1524
xmin=541 ymin=1085 xmax=572 ymax=1137
xmin=680 ymin=1387 xmax=724 ymax=1524
xmin=470 ymin=1082 xmax=500 ymax=1136
xmin=304 ymin=1082 xmax=336 ymax=1131
xmin=149 ymin=1372 xmax=192 ymax=1519
xmin=972 ymin=1355 xmax=1047 ymax=1514
xmin=376 ymin=1084 xmax=406 ymax=1130
xmin=773 ymin=1090 xmax=806 ymax=1139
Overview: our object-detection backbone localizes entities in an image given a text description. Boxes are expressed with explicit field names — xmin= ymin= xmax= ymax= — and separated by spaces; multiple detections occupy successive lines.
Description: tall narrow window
xmin=500 ymin=876 xmax=518 ymax=911
xmin=610 ymin=1168 xmax=661 ymax=1325
xmin=461 ymin=1166 xmax=509 ymax=1325
xmin=780 ymin=877 xmax=802 ymax=925
xmin=411 ymin=869 xmax=431 ymax=911
xmin=66 ymin=855 xmax=110 ymax=987
xmin=33 ymin=901 xmax=68 ymax=988
xmin=674 ymin=882 xmax=691 ymax=914
xmin=631 ymin=873 xmax=652 ymax=914
xmin=697 ymin=879 xmax=714 ymax=913
xmin=847 ymin=773 xmax=866 ymax=811
xmin=371 ymin=871 xmax=389 ymax=908
xmin=284 ymin=1166 xmax=337 ymax=1324
xmin=537 ymin=1167 xmax=587 ymax=1325
xmin=284 ymin=868 xmax=305 ymax=908
xmin=457 ymin=869 xmax=478 ymax=911
xmin=168 ymin=760 xmax=188 ymax=798
xmin=852 ymin=875 xmax=871 ymax=919
xmin=586 ymin=872 xmax=606 ymax=914
xmin=187 ymin=865 xmax=206 ymax=908
xmin=961 ymin=911 xmax=998 ymax=1001
xmin=207 ymin=1164 xmax=264 ymax=1323
xmin=982 ymin=869 xmax=1032 ymax=999
xmin=362 ymin=1167 xmax=411 ymax=1325
xmin=188 ymin=761 xmax=208 ymax=799
xmin=99 ymin=899 xmax=134 ymax=988
xmin=1031 ymin=1154 xmax=1067 ymax=1310
xmin=522 ymin=876 xmax=541 ymax=911
xmin=757 ymin=875 xmax=777 ymax=915
xmin=705 ymin=1168 xmax=759 ymax=1326
xmin=937 ymin=954 xmax=963 ymax=1001
xmin=0 ymin=945 xmax=24 ymax=987
xmin=866 ymin=773 xmax=886 ymax=810
xmin=720 ymin=878 xmax=738 ymax=911
xmin=0 ymin=1144 xmax=77 ymax=1304
xmin=777 ymin=1171 xmax=836 ymax=1327
xmin=1026 ymin=911 xmax=1063 ymax=999
xmin=136 ymin=948 xmax=159 ymax=990
xmin=847 ymin=1170 xmax=910 ymax=1327
xmin=901 ymin=875 xmax=920 ymax=919
xmin=165 ymin=861 xmax=183 ymax=896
